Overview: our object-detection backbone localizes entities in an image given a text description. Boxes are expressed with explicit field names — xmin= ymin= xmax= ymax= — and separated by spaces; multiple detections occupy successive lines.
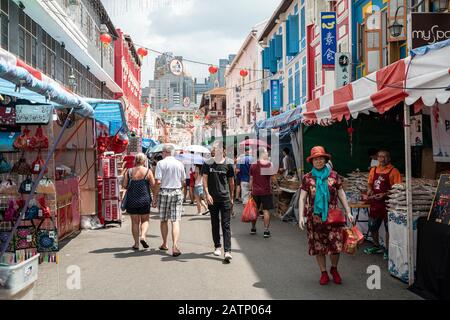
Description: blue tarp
xmin=410 ymin=38 xmax=450 ymax=57
xmin=87 ymin=99 xmax=128 ymax=135
xmin=256 ymin=106 xmax=302 ymax=130
xmin=142 ymin=138 xmax=158 ymax=149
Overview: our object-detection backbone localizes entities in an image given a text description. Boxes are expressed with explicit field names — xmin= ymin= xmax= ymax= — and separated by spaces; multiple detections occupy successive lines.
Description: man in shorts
xmin=153 ymin=144 xmax=186 ymax=257
xmin=249 ymin=148 xmax=278 ymax=238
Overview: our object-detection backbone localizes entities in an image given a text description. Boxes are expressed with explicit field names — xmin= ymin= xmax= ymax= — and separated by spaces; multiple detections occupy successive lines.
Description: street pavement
xmin=33 ymin=203 xmax=420 ymax=300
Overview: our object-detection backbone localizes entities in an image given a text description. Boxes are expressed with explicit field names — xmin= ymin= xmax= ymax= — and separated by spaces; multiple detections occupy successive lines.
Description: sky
xmin=103 ymin=0 xmax=280 ymax=86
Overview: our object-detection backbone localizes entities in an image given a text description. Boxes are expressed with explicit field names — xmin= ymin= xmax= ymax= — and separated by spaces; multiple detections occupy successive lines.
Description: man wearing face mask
xmin=365 ymin=150 xmax=402 ymax=259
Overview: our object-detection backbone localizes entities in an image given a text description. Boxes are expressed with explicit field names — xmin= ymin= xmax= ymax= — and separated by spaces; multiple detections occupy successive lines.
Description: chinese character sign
xmin=321 ymin=12 xmax=337 ymax=68
xmin=271 ymin=80 xmax=281 ymax=110
xmin=335 ymin=52 xmax=351 ymax=88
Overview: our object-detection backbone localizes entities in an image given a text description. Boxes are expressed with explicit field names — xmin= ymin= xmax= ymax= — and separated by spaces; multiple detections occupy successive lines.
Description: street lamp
xmin=388 ymin=0 xmax=430 ymax=38
xmin=68 ymin=68 xmax=77 ymax=92
xmin=431 ymin=0 xmax=449 ymax=11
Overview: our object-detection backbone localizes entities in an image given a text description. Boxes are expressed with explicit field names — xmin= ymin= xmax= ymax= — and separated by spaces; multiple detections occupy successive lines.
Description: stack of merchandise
xmin=386 ymin=179 xmax=437 ymax=216
xmin=277 ymin=192 xmax=293 ymax=217
xmin=387 ymin=178 xmax=437 ymax=284
xmin=279 ymin=177 xmax=300 ymax=191
xmin=100 ymin=154 xmax=121 ymax=226
xmin=343 ymin=171 xmax=370 ymax=201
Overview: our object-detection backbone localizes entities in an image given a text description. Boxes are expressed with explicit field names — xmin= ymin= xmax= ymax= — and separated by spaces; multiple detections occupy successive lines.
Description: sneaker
xmin=250 ymin=228 xmax=256 ymax=235
xmin=383 ymin=251 xmax=389 ymax=260
xmin=330 ymin=267 xmax=342 ymax=284
xmin=224 ymin=252 xmax=232 ymax=261
xmin=213 ymin=248 xmax=222 ymax=256
xmin=263 ymin=230 xmax=271 ymax=238
xmin=320 ymin=271 xmax=330 ymax=285
xmin=363 ymin=246 xmax=384 ymax=255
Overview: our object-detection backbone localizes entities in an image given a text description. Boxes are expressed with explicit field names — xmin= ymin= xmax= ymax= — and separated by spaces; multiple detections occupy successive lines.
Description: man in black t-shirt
xmin=202 ymin=143 xmax=235 ymax=262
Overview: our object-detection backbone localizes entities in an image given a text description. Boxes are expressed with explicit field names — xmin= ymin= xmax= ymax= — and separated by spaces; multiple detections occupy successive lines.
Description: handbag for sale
xmin=0 ymin=105 xmax=16 ymax=125
xmin=109 ymin=130 xmax=128 ymax=154
xmin=13 ymin=126 xmax=31 ymax=150
xmin=0 ymin=179 xmax=17 ymax=195
xmin=36 ymin=216 xmax=58 ymax=252
xmin=0 ymin=153 xmax=12 ymax=173
xmin=29 ymin=126 xmax=49 ymax=150
xmin=4 ymin=199 xmax=17 ymax=222
xmin=31 ymin=152 xmax=47 ymax=175
xmin=0 ymin=230 xmax=14 ymax=252
xmin=18 ymin=176 xmax=34 ymax=194
xmin=14 ymin=225 xmax=37 ymax=250
xmin=37 ymin=197 xmax=51 ymax=219
xmin=325 ymin=208 xmax=346 ymax=225
xmin=36 ymin=177 xmax=55 ymax=194
xmin=11 ymin=154 xmax=32 ymax=175
xmin=23 ymin=199 xmax=40 ymax=220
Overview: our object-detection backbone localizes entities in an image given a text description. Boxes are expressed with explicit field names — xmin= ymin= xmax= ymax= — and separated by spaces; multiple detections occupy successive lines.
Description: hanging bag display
xmin=18 ymin=176 xmax=34 ymax=194
xmin=0 ymin=105 xmax=16 ymax=125
xmin=13 ymin=126 xmax=31 ymax=150
xmin=4 ymin=199 xmax=17 ymax=222
xmin=11 ymin=153 xmax=32 ymax=175
xmin=31 ymin=152 xmax=47 ymax=175
xmin=0 ymin=230 xmax=14 ymax=252
xmin=29 ymin=126 xmax=49 ymax=150
xmin=109 ymin=130 xmax=129 ymax=154
xmin=36 ymin=177 xmax=56 ymax=194
xmin=0 ymin=153 xmax=12 ymax=173
xmin=97 ymin=132 xmax=110 ymax=155
xmin=23 ymin=199 xmax=40 ymax=220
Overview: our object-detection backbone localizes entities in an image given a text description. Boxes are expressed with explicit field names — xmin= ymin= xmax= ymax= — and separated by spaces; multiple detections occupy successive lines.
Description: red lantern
xmin=240 ymin=69 xmax=248 ymax=77
xmin=162 ymin=107 xmax=168 ymax=113
xmin=100 ymin=33 xmax=112 ymax=47
xmin=137 ymin=47 xmax=148 ymax=59
xmin=194 ymin=115 xmax=200 ymax=120
xmin=208 ymin=66 xmax=218 ymax=74
xmin=143 ymin=103 xmax=150 ymax=108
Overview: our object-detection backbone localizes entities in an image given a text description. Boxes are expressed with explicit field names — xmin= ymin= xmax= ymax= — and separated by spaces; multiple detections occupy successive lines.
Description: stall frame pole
xmin=404 ymin=102 xmax=415 ymax=286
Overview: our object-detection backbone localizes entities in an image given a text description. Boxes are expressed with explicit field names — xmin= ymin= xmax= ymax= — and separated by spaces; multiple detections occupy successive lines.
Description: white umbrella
xmin=184 ymin=145 xmax=211 ymax=154
xmin=149 ymin=143 xmax=182 ymax=153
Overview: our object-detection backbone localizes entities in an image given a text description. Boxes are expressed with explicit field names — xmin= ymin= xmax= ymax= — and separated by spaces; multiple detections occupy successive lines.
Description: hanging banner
xmin=428 ymin=174 xmax=450 ymax=225
xmin=431 ymin=103 xmax=450 ymax=162
xmin=321 ymin=12 xmax=337 ymax=68
xmin=410 ymin=114 xmax=423 ymax=146
xmin=270 ymin=79 xmax=281 ymax=110
xmin=335 ymin=52 xmax=351 ymax=88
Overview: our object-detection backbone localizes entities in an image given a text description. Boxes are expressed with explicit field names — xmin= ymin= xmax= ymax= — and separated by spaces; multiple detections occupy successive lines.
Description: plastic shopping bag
xmin=342 ymin=227 xmax=358 ymax=255
xmin=352 ymin=224 xmax=365 ymax=245
xmin=241 ymin=197 xmax=258 ymax=223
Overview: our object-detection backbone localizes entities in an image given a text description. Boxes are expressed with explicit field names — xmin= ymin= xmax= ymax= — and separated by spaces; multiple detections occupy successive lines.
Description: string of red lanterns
xmin=137 ymin=47 xmax=149 ymax=60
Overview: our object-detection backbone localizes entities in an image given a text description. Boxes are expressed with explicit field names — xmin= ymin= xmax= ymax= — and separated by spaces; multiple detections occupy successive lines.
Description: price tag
xmin=49 ymin=231 xmax=55 ymax=239
xmin=34 ymin=164 xmax=40 ymax=172
xmin=25 ymin=184 xmax=31 ymax=192
xmin=27 ymin=235 xmax=32 ymax=242
xmin=38 ymin=209 xmax=43 ymax=217
xmin=6 ymin=107 xmax=11 ymax=114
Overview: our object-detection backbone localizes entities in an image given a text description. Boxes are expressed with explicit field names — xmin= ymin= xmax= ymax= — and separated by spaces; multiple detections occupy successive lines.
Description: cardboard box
xmin=103 ymin=199 xmax=120 ymax=222
xmin=102 ymin=178 xmax=119 ymax=200
xmin=101 ymin=158 xmax=110 ymax=178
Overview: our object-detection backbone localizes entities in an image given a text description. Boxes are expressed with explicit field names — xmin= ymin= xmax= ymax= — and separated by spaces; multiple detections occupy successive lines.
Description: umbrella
xmin=148 ymin=143 xmax=182 ymax=153
xmin=175 ymin=153 xmax=205 ymax=165
xmin=239 ymin=139 xmax=270 ymax=149
xmin=184 ymin=145 xmax=211 ymax=154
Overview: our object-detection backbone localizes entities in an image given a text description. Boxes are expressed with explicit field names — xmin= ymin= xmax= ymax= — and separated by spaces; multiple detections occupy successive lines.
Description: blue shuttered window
xmin=294 ymin=70 xmax=300 ymax=106
xmin=262 ymin=48 xmax=270 ymax=69
xmin=280 ymin=82 xmax=284 ymax=107
xmin=275 ymin=35 xmax=283 ymax=59
xmin=287 ymin=14 xmax=299 ymax=56
xmin=301 ymin=57 xmax=307 ymax=102
xmin=288 ymin=77 xmax=293 ymax=104
xmin=269 ymin=39 xmax=278 ymax=73
xmin=263 ymin=90 xmax=270 ymax=113
xmin=300 ymin=7 xmax=306 ymax=51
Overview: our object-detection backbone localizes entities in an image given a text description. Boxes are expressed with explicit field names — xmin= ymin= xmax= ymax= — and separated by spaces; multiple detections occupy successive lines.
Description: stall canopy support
xmin=0 ymin=108 xmax=76 ymax=261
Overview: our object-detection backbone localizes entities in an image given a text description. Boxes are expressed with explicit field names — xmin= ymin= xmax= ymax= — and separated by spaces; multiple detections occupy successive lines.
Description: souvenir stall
xmin=0 ymin=47 xmax=95 ymax=297
xmin=301 ymin=39 xmax=450 ymax=288
xmin=91 ymin=99 xmax=129 ymax=227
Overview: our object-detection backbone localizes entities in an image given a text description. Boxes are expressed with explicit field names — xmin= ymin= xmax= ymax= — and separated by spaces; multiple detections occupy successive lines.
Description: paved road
xmin=33 ymin=203 xmax=420 ymax=300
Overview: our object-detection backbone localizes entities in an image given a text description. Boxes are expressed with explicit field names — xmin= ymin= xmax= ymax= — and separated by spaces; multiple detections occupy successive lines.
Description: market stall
xmin=0 ymin=46 xmax=95 ymax=279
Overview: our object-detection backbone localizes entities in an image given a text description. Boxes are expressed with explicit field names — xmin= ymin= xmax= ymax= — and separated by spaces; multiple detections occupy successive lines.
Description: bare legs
xmin=315 ymin=254 xmax=340 ymax=272
xmin=131 ymin=215 xmax=140 ymax=248
xmin=140 ymin=214 xmax=149 ymax=242
xmin=251 ymin=210 xmax=271 ymax=230
xmin=160 ymin=220 xmax=180 ymax=251
xmin=195 ymin=194 xmax=208 ymax=214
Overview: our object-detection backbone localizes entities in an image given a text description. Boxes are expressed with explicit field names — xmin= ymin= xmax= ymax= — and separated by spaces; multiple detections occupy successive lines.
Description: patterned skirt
xmin=306 ymin=211 xmax=344 ymax=256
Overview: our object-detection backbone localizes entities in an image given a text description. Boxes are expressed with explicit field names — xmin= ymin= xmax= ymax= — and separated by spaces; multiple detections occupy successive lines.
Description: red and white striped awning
xmin=303 ymin=40 xmax=450 ymax=125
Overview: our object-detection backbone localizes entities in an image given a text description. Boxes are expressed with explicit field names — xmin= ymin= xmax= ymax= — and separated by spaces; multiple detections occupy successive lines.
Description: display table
xmin=410 ymin=217 xmax=450 ymax=299
xmin=55 ymin=177 xmax=80 ymax=240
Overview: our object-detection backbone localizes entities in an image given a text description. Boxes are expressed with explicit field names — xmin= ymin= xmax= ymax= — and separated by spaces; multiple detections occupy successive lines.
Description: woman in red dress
xmin=299 ymin=146 xmax=353 ymax=285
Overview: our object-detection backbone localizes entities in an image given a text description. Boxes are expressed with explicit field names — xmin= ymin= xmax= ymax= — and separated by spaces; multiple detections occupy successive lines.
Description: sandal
xmin=132 ymin=245 xmax=139 ymax=251
xmin=159 ymin=245 xmax=169 ymax=251
xmin=140 ymin=239 xmax=149 ymax=249
xmin=172 ymin=248 xmax=182 ymax=257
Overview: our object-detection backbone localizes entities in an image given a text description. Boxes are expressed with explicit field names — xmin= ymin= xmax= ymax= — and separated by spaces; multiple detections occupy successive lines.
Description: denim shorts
xmin=194 ymin=185 xmax=204 ymax=197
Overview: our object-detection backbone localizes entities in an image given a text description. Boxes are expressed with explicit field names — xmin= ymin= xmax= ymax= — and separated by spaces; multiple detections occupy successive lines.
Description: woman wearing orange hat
xmin=299 ymin=146 xmax=353 ymax=285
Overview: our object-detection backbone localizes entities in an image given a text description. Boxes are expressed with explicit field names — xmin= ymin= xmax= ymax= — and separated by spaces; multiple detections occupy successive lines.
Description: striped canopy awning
xmin=303 ymin=39 xmax=450 ymax=125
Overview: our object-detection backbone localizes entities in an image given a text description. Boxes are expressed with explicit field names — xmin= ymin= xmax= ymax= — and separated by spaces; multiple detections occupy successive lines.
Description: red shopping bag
xmin=342 ymin=227 xmax=358 ymax=255
xmin=241 ymin=197 xmax=258 ymax=223
xmin=352 ymin=225 xmax=365 ymax=245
